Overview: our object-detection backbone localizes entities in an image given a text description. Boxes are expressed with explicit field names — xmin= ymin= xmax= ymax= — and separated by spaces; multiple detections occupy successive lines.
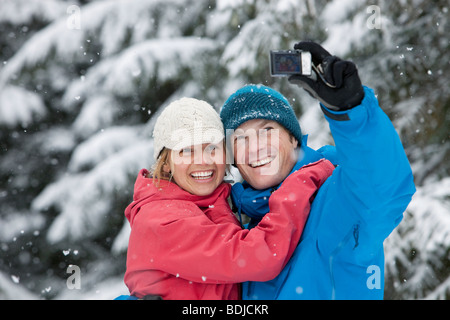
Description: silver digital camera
xmin=270 ymin=50 xmax=312 ymax=77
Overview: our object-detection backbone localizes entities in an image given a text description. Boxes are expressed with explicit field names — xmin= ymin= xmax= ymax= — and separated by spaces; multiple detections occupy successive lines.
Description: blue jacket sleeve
xmin=318 ymin=86 xmax=415 ymax=250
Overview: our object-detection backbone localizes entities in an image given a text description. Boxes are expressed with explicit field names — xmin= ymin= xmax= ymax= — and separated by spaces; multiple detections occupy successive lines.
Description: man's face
xmin=232 ymin=119 xmax=299 ymax=190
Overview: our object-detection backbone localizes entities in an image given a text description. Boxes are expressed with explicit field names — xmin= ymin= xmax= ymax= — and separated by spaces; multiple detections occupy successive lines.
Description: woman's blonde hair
xmin=150 ymin=148 xmax=172 ymax=187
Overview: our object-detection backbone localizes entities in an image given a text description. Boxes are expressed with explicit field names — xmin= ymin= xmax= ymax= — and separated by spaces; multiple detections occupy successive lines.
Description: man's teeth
xmin=191 ymin=171 xmax=213 ymax=179
xmin=250 ymin=157 xmax=274 ymax=168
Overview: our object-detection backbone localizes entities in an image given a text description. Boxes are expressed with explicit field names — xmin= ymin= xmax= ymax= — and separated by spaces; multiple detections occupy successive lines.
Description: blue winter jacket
xmin=241 ymin=87 xmax=415 ymax=300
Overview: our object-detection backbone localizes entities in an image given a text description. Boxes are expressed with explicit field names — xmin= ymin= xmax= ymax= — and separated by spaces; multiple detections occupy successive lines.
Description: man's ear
xmin=291 ymin=136 xmax=299 ymax=149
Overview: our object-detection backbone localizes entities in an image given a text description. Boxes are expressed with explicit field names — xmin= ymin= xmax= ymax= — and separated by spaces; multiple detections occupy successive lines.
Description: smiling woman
xmin=165 ymin=142 xmax=227 ymax=196
xmin=149 ymin=97 xmax=227 ymax=196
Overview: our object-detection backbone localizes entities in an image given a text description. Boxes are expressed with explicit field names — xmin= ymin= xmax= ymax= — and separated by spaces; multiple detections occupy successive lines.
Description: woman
xmin=124 ymin=97 xmax=334 ymax=299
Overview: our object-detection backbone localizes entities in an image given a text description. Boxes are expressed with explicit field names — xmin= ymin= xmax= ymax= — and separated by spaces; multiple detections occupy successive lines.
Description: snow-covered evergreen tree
xmin=0 ymin=0 xmax=448 ymax=299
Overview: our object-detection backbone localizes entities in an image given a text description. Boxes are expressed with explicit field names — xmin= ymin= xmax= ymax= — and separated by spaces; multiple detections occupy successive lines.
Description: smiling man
xmin=231 ymin=118 xmax=299 ymax=189
xmin=222 ymin=85 xmax=303 ymax=191
xmin=220 ymin=41 xmax=415 ymax=299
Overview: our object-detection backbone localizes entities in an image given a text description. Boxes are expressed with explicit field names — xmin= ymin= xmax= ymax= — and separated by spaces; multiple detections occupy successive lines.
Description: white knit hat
xmin=152 ymin=97 xmax=225 ymax=160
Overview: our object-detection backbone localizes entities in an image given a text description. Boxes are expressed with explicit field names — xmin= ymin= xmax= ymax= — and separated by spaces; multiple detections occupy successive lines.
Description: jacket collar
xmin=126 ymin=169 xmax=231 ymax=226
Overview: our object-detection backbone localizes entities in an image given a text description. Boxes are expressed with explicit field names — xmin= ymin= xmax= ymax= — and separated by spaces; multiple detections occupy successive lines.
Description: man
xmin=219 ymin=41 xmax=415 ymax=299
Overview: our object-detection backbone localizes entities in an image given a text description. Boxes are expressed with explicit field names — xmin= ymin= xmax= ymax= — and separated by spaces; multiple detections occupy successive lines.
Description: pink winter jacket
xmin=124 ymin=160 xmax=334 ymax=300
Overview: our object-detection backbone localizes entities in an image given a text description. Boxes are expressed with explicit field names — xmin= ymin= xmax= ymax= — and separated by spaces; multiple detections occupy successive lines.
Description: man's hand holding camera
xmin=271 ymin=41 xmax=365 ymax=111
xmin=289 ymin=41 xmax=365 ymax=111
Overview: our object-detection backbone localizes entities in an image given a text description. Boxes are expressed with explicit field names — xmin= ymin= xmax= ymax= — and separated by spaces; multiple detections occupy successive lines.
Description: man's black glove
xmin=288 ymin=41 xmax=364 ymax=111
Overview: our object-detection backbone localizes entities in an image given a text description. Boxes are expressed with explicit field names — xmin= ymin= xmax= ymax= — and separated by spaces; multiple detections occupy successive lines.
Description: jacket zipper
xmin=329 ymin=223 xmax=359 ymax=300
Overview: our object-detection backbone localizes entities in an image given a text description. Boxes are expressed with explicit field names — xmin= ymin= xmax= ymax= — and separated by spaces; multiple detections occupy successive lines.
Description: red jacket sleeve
xmin=127 ymin=159 xmax=334 ymax=284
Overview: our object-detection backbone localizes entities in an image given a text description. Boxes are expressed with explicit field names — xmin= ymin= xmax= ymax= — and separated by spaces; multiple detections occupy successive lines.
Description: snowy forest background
xmin=0 ymin=0 xmax=448 ymax=300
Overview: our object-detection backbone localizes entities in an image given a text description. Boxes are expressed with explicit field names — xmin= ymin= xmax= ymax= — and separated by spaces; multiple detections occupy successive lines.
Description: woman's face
xmin=164 ymin=142 xmax=227 ymax=196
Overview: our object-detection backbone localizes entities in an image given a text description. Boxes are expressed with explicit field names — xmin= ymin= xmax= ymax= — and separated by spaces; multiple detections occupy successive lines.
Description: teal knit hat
xmin=220 ymin=84 xmax=302 ymax=144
